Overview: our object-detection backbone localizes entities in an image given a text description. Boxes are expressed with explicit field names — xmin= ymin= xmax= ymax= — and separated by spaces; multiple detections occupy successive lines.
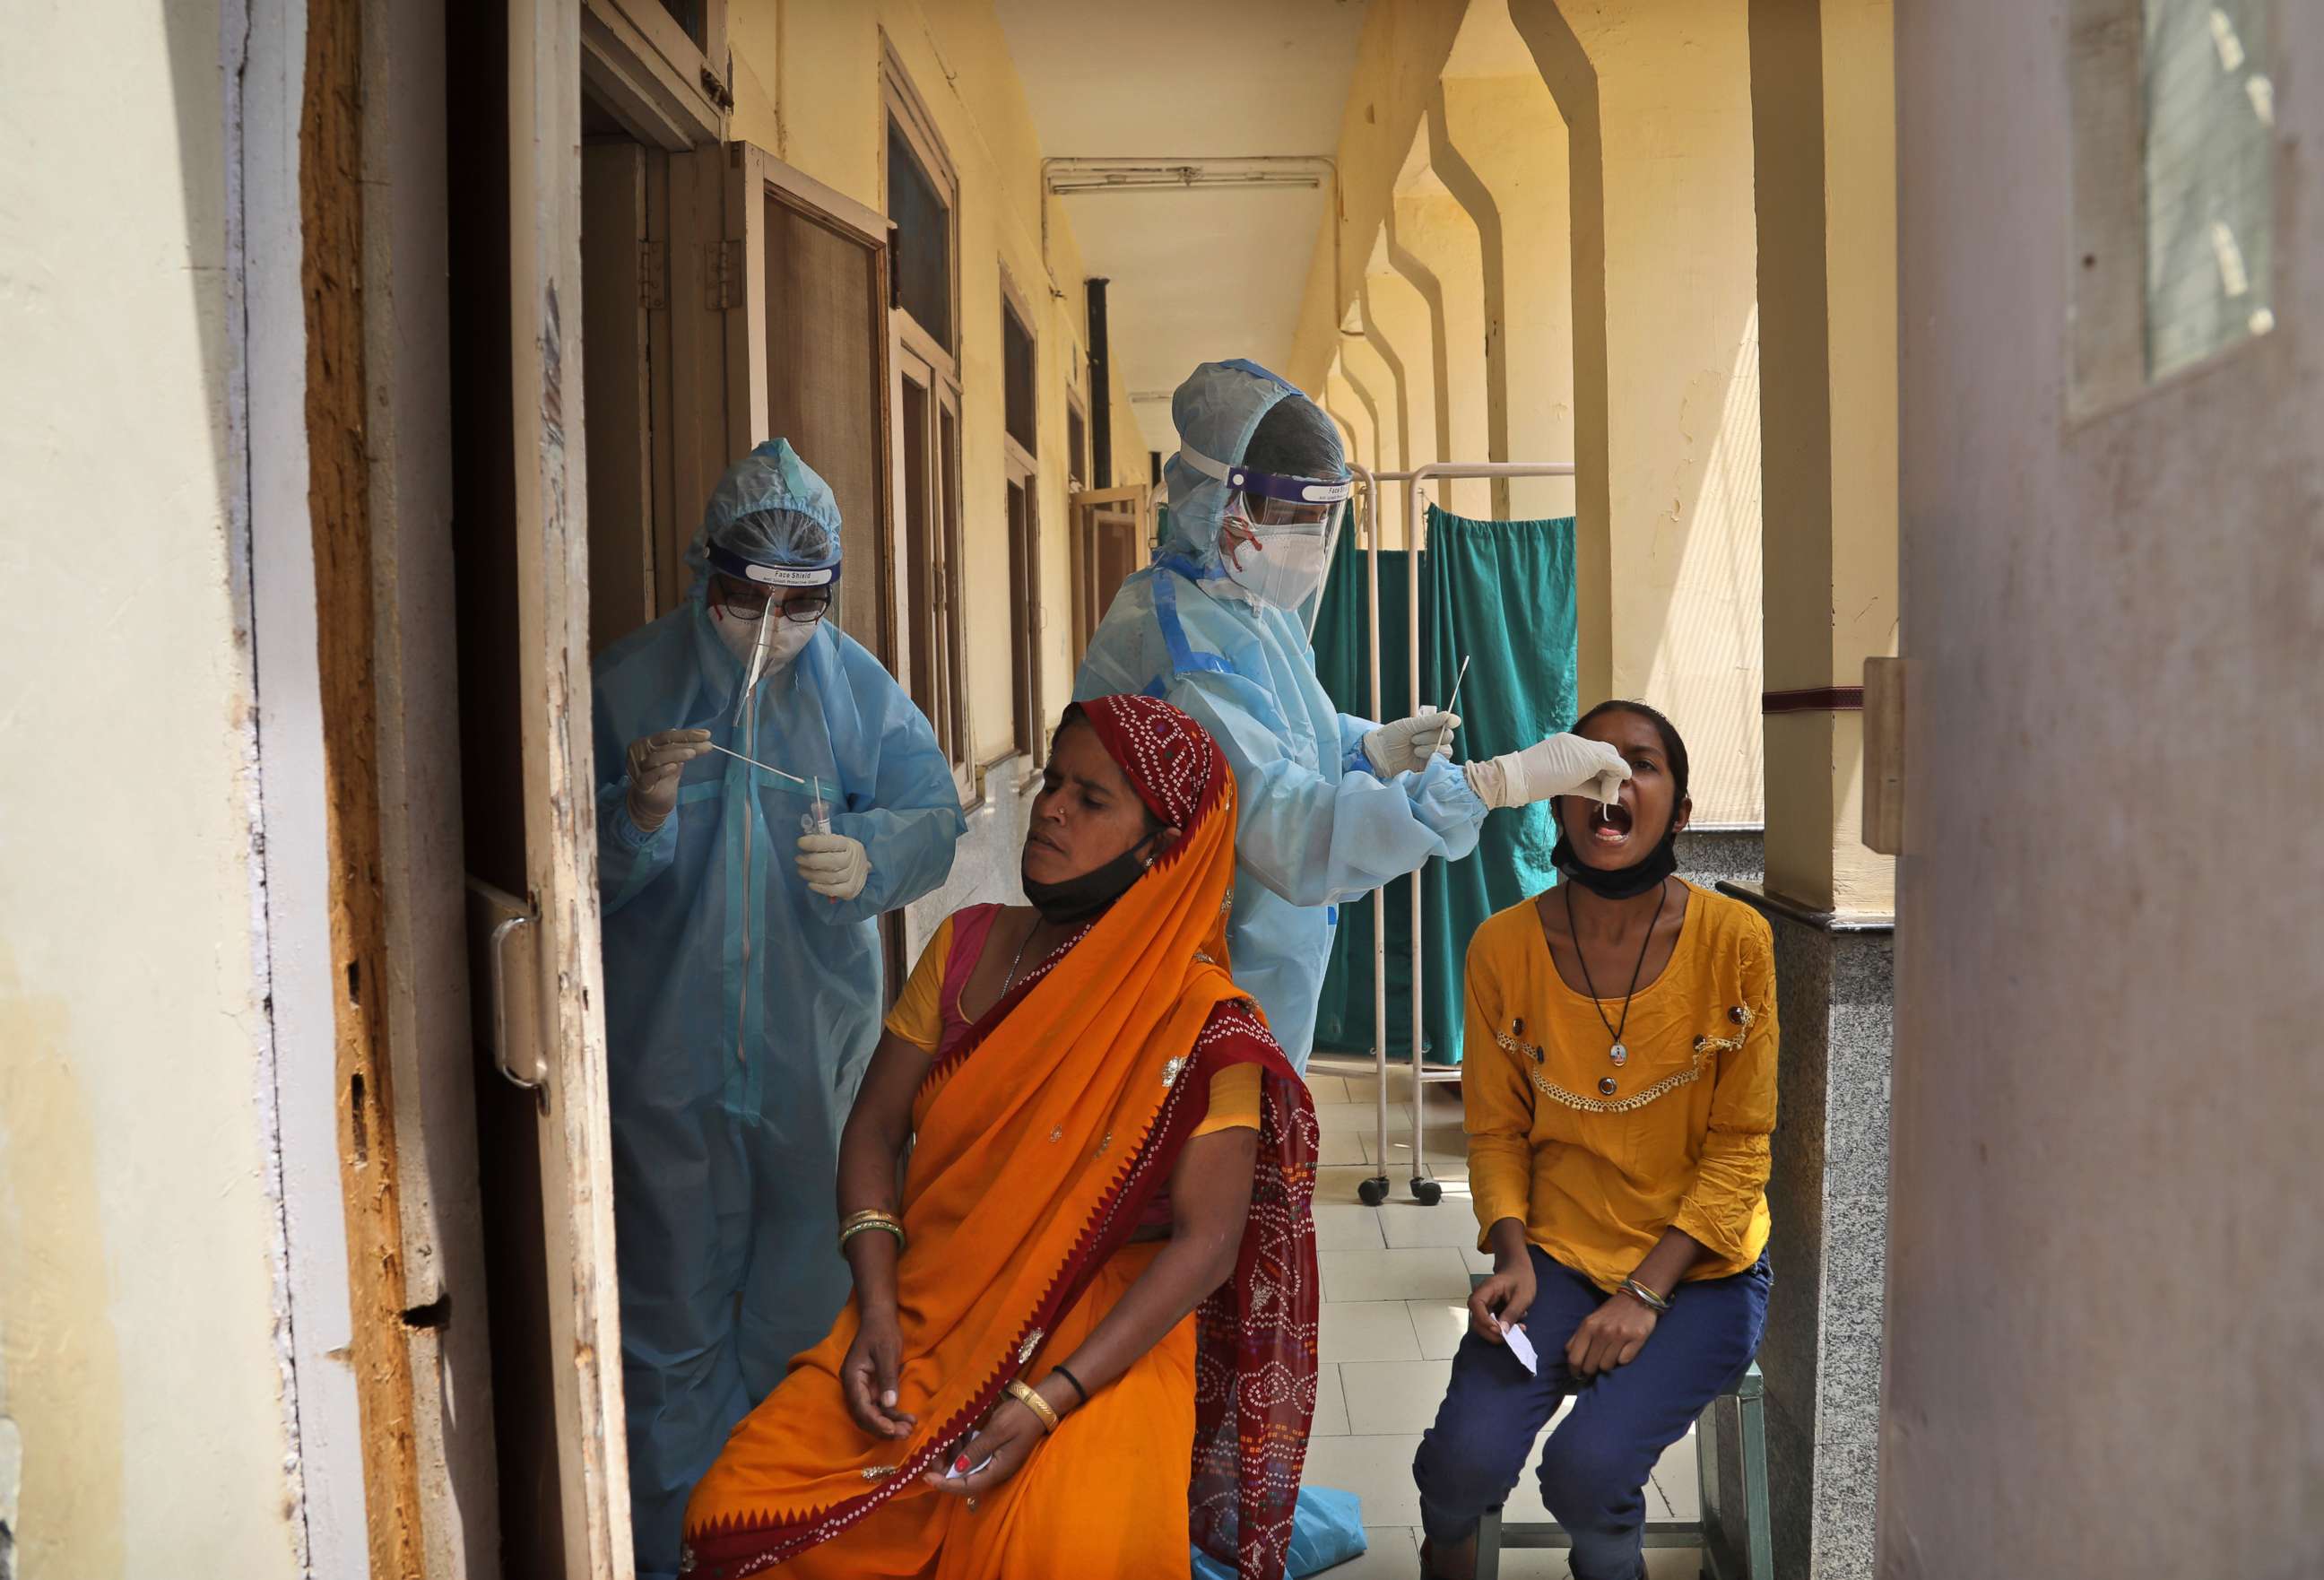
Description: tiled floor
xmin=1299 ymin=1056 xmax=1700 ymax=1579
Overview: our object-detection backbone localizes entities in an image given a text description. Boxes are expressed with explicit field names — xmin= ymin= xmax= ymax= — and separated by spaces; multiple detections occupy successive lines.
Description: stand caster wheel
xmin=1409 ymin=1176 xmax=1444 ymax=1205
xmin=1357 ymin=1176 xmax=1391 ymax=1206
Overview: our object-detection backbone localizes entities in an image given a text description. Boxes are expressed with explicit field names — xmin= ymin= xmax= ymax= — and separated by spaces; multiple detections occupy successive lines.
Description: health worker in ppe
xmin=593 ymin=438 xmax=967 ymax=1580
xmin=1074 ymin=359 xmax=1632 ymax=1072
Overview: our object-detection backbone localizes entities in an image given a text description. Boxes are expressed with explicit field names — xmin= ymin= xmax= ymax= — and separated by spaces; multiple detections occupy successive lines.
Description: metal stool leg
xmin=1474 ymin=1506 xmax=1503 ymax=1580
xmin=1739 ymin=1386 xmax=1773 ymax=1580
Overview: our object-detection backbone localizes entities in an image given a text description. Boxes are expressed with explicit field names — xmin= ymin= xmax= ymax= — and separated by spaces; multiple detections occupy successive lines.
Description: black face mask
xmin=1549 ymin=801 xmax=1680 ymax=900
xmin=1021 ymin=835 xmax=1157 ymax=927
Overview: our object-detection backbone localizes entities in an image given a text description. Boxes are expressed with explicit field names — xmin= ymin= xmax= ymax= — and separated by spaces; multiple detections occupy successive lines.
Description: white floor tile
xmin=1320 ymin=1299 xmax=1423 ymax=1363
xmin=1340 ymin=1357 xmax=1456 ymax=1435
xmin=1458 ymin=1244 xmax=1497 ymax=1275
xmin=1307 ymin=1524 xmax=1419 ymax=1578
xmin=1298 ymin=1433 xmax=1426 ymax=1526
xmin=1318 ymin=1125 xmax=1369 ymax=1166
xmin=1304 ymin=1073 xmax=1352 ymax=1104
xmin=1322 ymin=1247 xmax=1476 ymax=1303
xmin=1653 ymin=1426 xmax=1700 ymax=1519
xmin=1366 ymin=1124 xmax=1470 ymax=1168
xmin=1312 ymin=1359 xmax=1353 ymax=1436
xmin=1314 ymin=1202 xmax=1390 ymax=1252
xmin=1404 ymin=1298 xmax=1472 ymax=1360
xmin=1380 ymin=1202 xmax=1485 ymax=1249
xmin=1314 ymin=1100 xmax=1384 ymax=1134
xmin=1318 ymin=1164 xmax=1397 ymax=1205
xmin=1479 ymin=1550 xmax=1569 ymax=1580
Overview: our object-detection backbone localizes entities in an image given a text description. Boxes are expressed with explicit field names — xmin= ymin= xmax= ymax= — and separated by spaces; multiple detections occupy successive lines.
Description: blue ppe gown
xmin=1074 ymin=359 xmax=1486 ymax=1071
xmin=594 ymin=595 xmax=964 ymax=1580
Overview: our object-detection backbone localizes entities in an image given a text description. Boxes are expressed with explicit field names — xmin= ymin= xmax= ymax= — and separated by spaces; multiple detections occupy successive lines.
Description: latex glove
xmin=624 ymin=729 xmax=713 ymax=832
xmin=796 ymin=832 xmax=872 ymax=901
xmin=1362 ymin=712 xmax=1461 ymax=778
xmin=1462 ymin=734 xmax=1632 ymax=812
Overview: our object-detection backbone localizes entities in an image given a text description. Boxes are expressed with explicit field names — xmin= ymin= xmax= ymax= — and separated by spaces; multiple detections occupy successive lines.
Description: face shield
xmin=706 ymin=543 xmax=840 ymax=720
xmin=1180 ymin=441 xmax=1354 ymax=612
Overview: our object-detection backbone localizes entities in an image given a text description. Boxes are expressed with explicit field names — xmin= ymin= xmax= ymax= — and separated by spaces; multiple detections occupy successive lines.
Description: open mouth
xmin=1589 ymin=800 xmax=1635 ymax=845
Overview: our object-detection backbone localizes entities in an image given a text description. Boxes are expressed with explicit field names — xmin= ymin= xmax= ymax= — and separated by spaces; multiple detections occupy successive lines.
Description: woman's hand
xmin=1467 ymin=1257 xmax=1538 ymax=1342
xmin=840 ymin=1309 xmax=915 ymax=1439
xmin=920 ymin=1395 xmax=1047 ymax=1499
xmin=1565 ymin=1289 xmax=1659 ymax=1377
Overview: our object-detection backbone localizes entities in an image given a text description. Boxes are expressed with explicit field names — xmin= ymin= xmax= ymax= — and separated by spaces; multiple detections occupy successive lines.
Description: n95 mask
xmin=1221 ymin=525 xmax=1331 ymax=611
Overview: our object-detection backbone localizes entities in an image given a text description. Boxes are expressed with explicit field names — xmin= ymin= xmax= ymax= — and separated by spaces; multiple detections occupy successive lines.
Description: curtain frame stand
xmin=1348 ymin=462 xmax=1578 ymax=1208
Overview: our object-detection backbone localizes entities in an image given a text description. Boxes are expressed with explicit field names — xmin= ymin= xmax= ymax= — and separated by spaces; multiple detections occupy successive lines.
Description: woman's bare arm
xmin=928 ymin=1120 xmax=1260 ymax=1496
xmin=836 ymin=1029 xmax=935 ymax=1316
xmin=1043 ymin=1123 xmax=1259 ymax=1402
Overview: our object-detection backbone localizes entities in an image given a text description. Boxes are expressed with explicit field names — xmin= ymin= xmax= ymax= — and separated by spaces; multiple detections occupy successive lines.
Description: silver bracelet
xmin=1618 ymin=1276 xmax=1671 ymax=1313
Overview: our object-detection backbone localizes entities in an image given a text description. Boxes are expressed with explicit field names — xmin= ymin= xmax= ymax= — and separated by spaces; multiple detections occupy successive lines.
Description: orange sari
xmin=682 ymin=699 xmax=1318 ymax=1580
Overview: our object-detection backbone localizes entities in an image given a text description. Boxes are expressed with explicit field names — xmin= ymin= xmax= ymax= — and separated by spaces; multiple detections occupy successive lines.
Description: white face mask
xmin=1220 ymin=522 xmax=1331 ymax=611
xmin=714 ymin=610 xmax=817 ymax=673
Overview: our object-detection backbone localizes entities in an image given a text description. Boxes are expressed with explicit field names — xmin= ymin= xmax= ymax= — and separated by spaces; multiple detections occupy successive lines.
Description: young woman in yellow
xmin=1413 ymin=701 xmax=1776 ymax=1580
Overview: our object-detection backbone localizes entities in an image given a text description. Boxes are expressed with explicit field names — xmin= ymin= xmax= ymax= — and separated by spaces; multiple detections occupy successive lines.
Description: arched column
xmin=1430 ymin=72 xmax=1577 ymax=525
xmin=1510 ymin=0 xmax=1765 ymax=827
xmin=1390 ymin=133 xmax=1492 ymax=517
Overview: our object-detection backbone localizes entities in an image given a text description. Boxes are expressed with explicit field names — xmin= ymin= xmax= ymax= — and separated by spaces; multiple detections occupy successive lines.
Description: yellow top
xmin=1461 ymin=882 xmax=1777 ymax=1291
xmin=886 ymin=912 xmax=1260 ymax=1137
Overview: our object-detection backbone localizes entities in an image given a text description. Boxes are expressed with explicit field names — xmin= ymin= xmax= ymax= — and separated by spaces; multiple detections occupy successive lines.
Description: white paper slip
xmin=1504 ymin=1322 xmax=1540 ymax=1376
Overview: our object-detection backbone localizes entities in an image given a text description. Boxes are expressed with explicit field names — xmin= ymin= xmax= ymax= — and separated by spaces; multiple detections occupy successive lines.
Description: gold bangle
xmin=838 ymin=1217 xmax=904 ymax=1254
xmin=841 ymin=1208 xmax=903 ymax=1230
xmin=1004 ymin=1378 xmax=1060 ymax=1435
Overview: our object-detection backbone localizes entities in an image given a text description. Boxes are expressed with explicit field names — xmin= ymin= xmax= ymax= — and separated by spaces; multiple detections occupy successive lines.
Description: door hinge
xmin=710 ymin=239 xmax=746 ymax=312
xmin=639 ymin=241 xmax=667 ymax=310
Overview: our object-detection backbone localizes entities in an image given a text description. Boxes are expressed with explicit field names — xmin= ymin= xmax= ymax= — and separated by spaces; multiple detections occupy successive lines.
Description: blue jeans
xmin=1411 ymin=1246 xmax=1771 ymax=1580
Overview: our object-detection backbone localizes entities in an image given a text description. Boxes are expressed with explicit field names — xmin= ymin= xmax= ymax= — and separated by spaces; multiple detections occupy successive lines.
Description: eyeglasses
xmin=1234 ymin=491 xmax=1340 ymax=531
xmin=710 ymin=574 xmax=831 ymax=624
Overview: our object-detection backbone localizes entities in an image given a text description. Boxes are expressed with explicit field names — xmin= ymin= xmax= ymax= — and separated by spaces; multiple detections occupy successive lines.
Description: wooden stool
xmin=1472 ymin=1362 xmax=1772 ymax=1580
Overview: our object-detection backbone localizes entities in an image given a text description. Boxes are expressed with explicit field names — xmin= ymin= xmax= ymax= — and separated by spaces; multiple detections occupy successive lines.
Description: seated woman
xmin=1412 ymin=701 xmax=1776 ymax=1580
xmin=682 ymin=695 xmax=1320 ymax=1580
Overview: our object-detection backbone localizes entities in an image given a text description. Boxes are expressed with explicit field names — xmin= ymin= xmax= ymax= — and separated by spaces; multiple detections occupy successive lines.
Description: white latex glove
xmin=624 ymin=729 xmax=714 ymax=832
xmin=1362 ymin=712 xmax=1462 ymax=778
xmin=795 ymin=832 xmax=871 ymax=901
xmin=1462 ymin=734 xmax=1633 ymax=812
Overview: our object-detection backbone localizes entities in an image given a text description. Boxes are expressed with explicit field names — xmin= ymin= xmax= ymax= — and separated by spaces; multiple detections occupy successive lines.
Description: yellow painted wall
xmin=1509 ymin=0 xmax=1766 ymax=826
xmin=1291 ymin=0 xmax=1764 ymax=824
xmin=1750 ymin=0 xmax=1897 ymax=913
xmin=0 ymin=4 xmax=305 ymax=1576
xmin=726 ymin=1 xmax=1144 ymax=769
xmin=1432 ymin=69 xmax=1577 ymax=524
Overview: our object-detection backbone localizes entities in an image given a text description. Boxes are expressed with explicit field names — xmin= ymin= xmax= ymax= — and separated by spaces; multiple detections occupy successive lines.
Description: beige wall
xmin=1751 ymin=0 xmax=1898 ymax=916
xmin=0 ymin=3 xmax=305 ymax=1576
xmin=1886 ymin=2 xmax=2323 ymax=1572
xmin=1430 ymin=69 xmax=1577 ymax=524
xmin=727 ymin=1 xmax=1143 ymax=771
xmin=1511 ymin=0 xmax=1766 ymax=825
xmin=1289 ymin=0 xmax=1765 ymax=822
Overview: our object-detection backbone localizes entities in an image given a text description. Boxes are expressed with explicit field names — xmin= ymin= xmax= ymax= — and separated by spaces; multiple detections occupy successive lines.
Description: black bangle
xmin=1048 ymin=1364 xmax=1090 ymax=1409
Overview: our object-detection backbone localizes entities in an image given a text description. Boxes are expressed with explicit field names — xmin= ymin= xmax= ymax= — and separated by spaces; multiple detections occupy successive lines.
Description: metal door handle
xmin=485 ymin=911 xmax=543 ymax=1090
xmin=468 ymin=878 xmax=546 ymax=1091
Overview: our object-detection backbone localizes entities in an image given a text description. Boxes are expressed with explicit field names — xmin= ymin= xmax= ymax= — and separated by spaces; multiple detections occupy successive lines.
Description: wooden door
xmin=1069 ymin=484 xmax=1151 ymax=673
xmin=665 ymin=143 xmax=897 ymax=665
xmin=450 ymin=1 xmax=632 ymax=1575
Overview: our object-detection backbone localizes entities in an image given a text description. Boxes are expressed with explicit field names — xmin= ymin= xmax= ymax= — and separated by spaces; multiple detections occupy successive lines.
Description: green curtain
xmin=1310 ymin=507 xmax=1581 ymax=1063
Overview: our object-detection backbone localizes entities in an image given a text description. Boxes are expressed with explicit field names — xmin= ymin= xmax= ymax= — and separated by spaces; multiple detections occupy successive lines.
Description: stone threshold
xmin=1714 ymin=879 xmax=1894 ymax=935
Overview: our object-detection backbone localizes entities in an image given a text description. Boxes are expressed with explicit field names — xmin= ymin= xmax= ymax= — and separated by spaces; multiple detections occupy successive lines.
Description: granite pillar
xmin=1720 ymin=881 xmax=1893 ymax=1580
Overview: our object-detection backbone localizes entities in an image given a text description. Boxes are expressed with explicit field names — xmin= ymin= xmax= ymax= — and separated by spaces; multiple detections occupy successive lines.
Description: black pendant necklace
xmin=1563 ymin=877 xmax=1669 ymax=1070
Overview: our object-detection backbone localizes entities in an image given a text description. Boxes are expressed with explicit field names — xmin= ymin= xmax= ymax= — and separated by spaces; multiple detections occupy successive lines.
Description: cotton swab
xmin=1432 ymin=655 xmax=1473 ymax=758
xmin=707 ymin=741 xmax=813 ymax=788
